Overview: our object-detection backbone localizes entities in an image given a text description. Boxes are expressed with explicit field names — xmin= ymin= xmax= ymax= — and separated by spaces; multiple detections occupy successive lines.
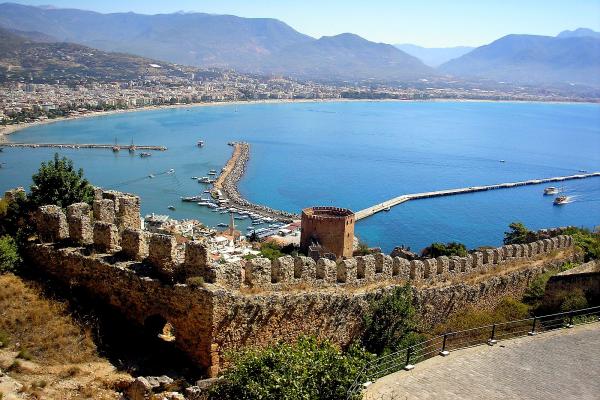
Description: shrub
xmin=559 ymin=289 xmax=589 ymax=312
xmin=186 ymin=276 xmax=205 ymax=289
xmin=354 ymin=241 xmax=374 ymax=256
xmin=209 ymin=337 xmax=373 ymax=400
xmin=259 ymin=241 xmax=284 ymax=261
xmin=362 ymin=285 xmax=423 ymax=354
xmin=503 ymin=222 xmax=538 ymax=245
xmin=422 ymin=242 xmax=468 ymax=258
xmin=562 ymin=227 xmax=600 ymax=261
xmin=523 ymin=270 xmax=555 ymax=306
xmin=0 ymin=235 xmax=21 ymax=274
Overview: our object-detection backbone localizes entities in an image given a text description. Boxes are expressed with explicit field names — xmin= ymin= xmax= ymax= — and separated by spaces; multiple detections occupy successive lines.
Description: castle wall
xmin=26 ymin=189 xmax=580 ymax=377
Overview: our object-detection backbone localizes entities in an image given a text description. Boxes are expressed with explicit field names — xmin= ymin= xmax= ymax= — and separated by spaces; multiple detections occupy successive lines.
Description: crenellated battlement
xmin=33 ymin=189 xmax=575 ymax=293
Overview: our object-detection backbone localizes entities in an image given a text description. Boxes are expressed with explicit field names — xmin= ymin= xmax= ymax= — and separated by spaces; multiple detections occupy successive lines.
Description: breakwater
xmin=356 ymin=172 xmax=600 ymax=220
xmin=212 ymin=142 xmax=299 ymax=222
xmin=1 ymin=142 xmax=167 ymax=151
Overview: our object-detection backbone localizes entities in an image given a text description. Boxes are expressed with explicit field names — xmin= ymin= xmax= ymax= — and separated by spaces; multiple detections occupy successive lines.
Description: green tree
xmin=0 ymin=235 xmax=21 ymax=274
xmin=562 ymin=227 xmax=600 ymax=261
xmin=503 ymin=222 xmax=533 ymax=245
xmin=28 ymin=154 xmax=94 ymax=208
xmin=259 ymin=241 xmax=285 ymax=261
xmin=423 ymin=242 xmax=468 ymax=258
xmin=209 ymin=337 xmax=372 ymax=400
xmin=362 ymin=285 xmax=423 ymax=355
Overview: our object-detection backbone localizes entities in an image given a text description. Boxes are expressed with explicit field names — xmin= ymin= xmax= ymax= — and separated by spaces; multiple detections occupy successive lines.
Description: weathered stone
xmin=374 ymin=253 xmax=393 ymax=278
xmin=93 ymin=199 xmax=115 ymax=223
xmin=126 ymin=377 xmax=153 ymax=400
xmin=472 ymin=252 xmax=484 ymax=271
xmin=483 ymin=249 xmax=495 ymax=264
xmin=356 ymin=255 xmax=376 ymax=280
xmin=67 ymin=203 xmax=92 ymax=245
xmin=393 ymin=257 xmax=411 ymax=280
xmin=461 ymin=255 xmax=472 ymax=274
xmin=436 ymin=256 xmax=449 ymax=277
xmin=493 ymin=248 xmax=503 ymax=263
xmin=315 ymin=258 xmax=337 ymax=283
xmin=121 ymin=228 xmax=148 ymax=261
xmin=421 ymin=259 xmax=436 ymax=281
xmin=183 ymin=240 xmax=209 ymax=278
xmin=118 ymin=195 xmax=141 ymax=230
xmin=293 ymin=256 xmax=316 ymax=281
xmin=409 ymin=260 xmax=424 ymax=282
xmin=272 ymin=255 xmax=294 ymax=283
xmin=211 ymin=260 xmax=243 ymax=288
xmin=93 ymin=221 xmax=119 ymax=253
xmin=37 ymin=205 xmax=69 ymax=243
xmin=245 ymin=257 xmax=271 ymax=287
xmin=147 ymin=233 xmax=177 ymax=275
xmin=337 ymin=258 xmax=357 ymax=283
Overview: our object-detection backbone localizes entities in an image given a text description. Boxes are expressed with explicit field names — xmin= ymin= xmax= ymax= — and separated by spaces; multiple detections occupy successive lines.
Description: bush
xmin=362 ymin=285 xmax=423 ymax=354
xmin=523 ymin=270 xmax=555 ymax=306
xmin=354 ymin=241 xmax=374 ymax=256
xmin=562 ymin=227 xmax=600 ymax=261
xmin=209 ymin=337 xmax=373 ymax=400
xmin=559 ymin=289 xmax=589 ymax=312
xmin=503 ymin=222 xmax=538 ymax=245
xmin=0 ymin=235 xmax=21 ymax=274
xmin=186 ymin=276 xmax=205 ymax=289
xmin=29 ymin=153 xmax=94 ymax=209
xmin=259 ymin=241 xmax=285 ymax=261
xmin=422 ymin=242 xmax=468 ymax=258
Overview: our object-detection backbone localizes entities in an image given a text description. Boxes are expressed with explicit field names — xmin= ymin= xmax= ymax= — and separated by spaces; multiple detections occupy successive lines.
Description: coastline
xmin=2 ymin=97 xmax=597 ymax=143
xmin=212 ymin=142 xmax=298 ymax=223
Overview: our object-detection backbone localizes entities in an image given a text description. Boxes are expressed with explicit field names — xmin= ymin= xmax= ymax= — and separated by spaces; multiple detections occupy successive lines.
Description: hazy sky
xmin=14 ymin=0 xmax=600 ymax=47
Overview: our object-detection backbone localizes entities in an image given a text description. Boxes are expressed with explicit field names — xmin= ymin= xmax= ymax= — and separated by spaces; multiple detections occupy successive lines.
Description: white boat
xmin=167 ymin=168 xmax=175 ymax=174
xmin=499 ymin=160 xmax=506 ymax=163
xmin=167 ymin=205 xmax=176 ymax=211
xmin=217 ymin=223 xmax=228 ymax=227
xmin=234 ymin=215 xmax=249 ymax=220
xmin=140 ymin=152 xmax=151 ymax=157
xmin=197 ymin=140 xmax=204 ymax=147
xmin=148 ymin=174 xmax=155 ymax=178
xmin=181 ymin=196 xmax=203 ymax=202
xmin=544 ymin=187 xmax=559 ymax=195
xmin=384 ymin=207 xmax=391 ymax=212
xmin=553 ymin=195 xmax=569 ymax=205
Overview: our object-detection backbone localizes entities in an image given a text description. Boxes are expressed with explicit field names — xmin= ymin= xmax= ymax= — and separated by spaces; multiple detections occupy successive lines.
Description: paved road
xmin=365 ymin=323 xmax=600 ymax=400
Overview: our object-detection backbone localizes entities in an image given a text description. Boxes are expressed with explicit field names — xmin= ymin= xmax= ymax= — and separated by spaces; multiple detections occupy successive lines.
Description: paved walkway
xmin=365 ymin=323 xmax=600 ymax=400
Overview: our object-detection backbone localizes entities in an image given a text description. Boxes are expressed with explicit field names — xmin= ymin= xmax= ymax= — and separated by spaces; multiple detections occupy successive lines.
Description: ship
xmin=181 ymin=196 xmax=204 ymax=202
xmin=544 ymin=187 xmax=559 ymax=195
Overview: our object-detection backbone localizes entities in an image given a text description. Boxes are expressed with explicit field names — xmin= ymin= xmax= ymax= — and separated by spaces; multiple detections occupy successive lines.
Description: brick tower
xmin=300 ymin=207 xmax=355 ymax=259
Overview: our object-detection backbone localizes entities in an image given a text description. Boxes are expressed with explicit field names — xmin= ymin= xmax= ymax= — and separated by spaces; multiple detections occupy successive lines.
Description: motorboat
xmin=167 ymin=168 xmax=175 ymax=174
xmin=148 ymin=174 xmax=155 ymax=178
xmin=499 ymin=160 xmax=505 ymax=163
xmin=197 ymin=140 xmax=204 ymax=147
xmin=544 ymin=187 xmax=559 ymax=195
xmin=167 ymin=205 xmax=176 ymax=211
xmin=139 ymin=152 xmax=151 ymax=157
xmin=181 ymin=196 xmax=203 ymax=202
xmin=217 ymin=223 xmax=228 ymax=227
xmin=384 ymin=207 xmax=391 ymax=212
xmin=553 ymin=196 xmax=569 ymax=205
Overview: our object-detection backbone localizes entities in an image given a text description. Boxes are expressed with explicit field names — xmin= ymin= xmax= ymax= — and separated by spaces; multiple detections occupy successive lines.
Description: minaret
xmin=228 ymin=212 xmax=235 ymax=237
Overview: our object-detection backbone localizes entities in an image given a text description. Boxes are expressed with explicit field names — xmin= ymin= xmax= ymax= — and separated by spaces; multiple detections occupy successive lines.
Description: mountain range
xmin=0 ymin=27 xmax=198 ymax=83
xmin=0 ymin=2 xmax=433 ymax=82
xmin=0 ymin=2 xmax=599 ymax=88
xmin=394 ymin=44 xmax=474 ymax=67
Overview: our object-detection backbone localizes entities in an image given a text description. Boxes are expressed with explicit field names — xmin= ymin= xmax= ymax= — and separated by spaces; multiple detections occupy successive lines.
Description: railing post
xmin=488 ymin=324 xmax=497 ymax=345
xmin=567 ymin=311 xmax=574 ymax=328
xmin=439 ymin=334 xmax=450 ymax=356
xmin=404 ymin=347 xmax=414 ymax=371
xmin=528 ymin=316 xmax=537 ymax=336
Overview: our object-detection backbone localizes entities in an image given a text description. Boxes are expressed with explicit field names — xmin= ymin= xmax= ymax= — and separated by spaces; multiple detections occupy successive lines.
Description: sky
xmin=12 ymin=0 xmax=600 ymax=47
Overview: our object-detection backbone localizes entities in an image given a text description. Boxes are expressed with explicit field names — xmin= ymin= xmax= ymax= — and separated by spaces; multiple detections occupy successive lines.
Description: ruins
xmin=9 ymin=188 xmax=580 ymax=378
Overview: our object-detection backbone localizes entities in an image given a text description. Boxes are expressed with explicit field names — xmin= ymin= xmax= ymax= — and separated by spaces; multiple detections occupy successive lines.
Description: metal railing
xmin=346 ymin=305 xmax=600 ymax=399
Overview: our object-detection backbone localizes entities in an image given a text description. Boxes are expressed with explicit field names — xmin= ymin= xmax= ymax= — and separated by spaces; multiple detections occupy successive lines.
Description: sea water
xmin=1 ymin=101 xmax=599 ymax=252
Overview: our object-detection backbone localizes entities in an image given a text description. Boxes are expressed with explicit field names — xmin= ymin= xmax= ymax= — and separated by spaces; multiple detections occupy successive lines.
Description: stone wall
xmin=25 ymin=189 xmax=581 ymax=377
xmin=542 ymin=260 xmax=600 ymax=310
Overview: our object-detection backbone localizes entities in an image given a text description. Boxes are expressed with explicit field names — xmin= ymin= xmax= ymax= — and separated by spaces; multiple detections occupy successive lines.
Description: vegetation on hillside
xmin=208 ymin=337 xmax=372 ymax=400
xmin=0 ymin=235 xmax=21 ymax=274
xmin=503 ymin=221 xmax=538 ymax=245
xmin=421 ymin=241 xmax=468 ymax=258
xmin=562 ymin=226 xmax=600 ymax=261
xmin=362 ymin=285 xmax=423 ymax=354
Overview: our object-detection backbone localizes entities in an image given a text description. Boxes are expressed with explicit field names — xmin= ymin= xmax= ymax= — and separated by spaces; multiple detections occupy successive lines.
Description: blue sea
xmin=1 ymin=101 xmax=599 ymax=253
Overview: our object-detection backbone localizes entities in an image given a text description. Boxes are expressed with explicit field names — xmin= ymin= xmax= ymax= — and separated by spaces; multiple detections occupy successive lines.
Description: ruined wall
xmin=25 ymin=189 xmax=580 ymax=377
xmin=543 ymin=260 xmax=600 ymax=310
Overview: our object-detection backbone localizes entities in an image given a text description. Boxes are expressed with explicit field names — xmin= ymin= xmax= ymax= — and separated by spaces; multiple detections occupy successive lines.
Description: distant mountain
xmin=394 ymin=44 xmax=474 ymax=67
xmin=0 ymin=2 xmax=434 ymax=82
xmin=439 ymin=34 xmax=600 ymax=87
xmin=263 ymin=34 xmax=435 ymax=81
xmin=557 ymin=28 xmax=600 ymax=39
xmin=0 ymin=27 xmax=198 ymax=83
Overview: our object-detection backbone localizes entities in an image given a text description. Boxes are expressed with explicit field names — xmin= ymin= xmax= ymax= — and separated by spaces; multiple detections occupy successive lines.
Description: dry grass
xmin=0 ymin=273 xmax=130 ymax=399
xmin=0 ymin=273 xmax=98 ymax=365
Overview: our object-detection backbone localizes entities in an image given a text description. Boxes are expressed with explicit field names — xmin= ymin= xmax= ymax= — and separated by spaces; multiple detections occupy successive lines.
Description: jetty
xmin=1 ymin=143 xmax=167 ymax=151
xmin=355 ymin=172 xmax=600 ymax=221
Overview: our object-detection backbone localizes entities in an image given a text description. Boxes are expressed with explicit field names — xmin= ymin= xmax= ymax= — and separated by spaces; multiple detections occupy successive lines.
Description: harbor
xmin=355 ymin=172 xmax=600 ymax=220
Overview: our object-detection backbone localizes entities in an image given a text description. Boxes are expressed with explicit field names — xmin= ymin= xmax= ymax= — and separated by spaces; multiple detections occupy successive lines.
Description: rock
xmin=146 ymin=375 xmax=174 ymax=391
xmin=184 ymin=386 xmax=204 ymax=400
xmin=195 ymin=377 xmax=221 ymax=390
xmin=150 ymin=392 xmax=185 ymax=400
xmin=126 ymin=377 xmax=153 ymax=400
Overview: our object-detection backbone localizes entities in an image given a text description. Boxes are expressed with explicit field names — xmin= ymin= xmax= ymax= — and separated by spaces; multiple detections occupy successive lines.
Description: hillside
xmin=394 ymin=44 xmax=474 ymax=67
xmin=557 ymin=28 xmax=600 ymax=39
xmin=0 ymin=27 xmax=198 ymax=83
xmin=439 ymin=34 xmax=600 ymax=87
xmin=263 ymin=33 xmax=435 ymax=81
xmin=0 ymin=2 xmax=434 ymax=82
